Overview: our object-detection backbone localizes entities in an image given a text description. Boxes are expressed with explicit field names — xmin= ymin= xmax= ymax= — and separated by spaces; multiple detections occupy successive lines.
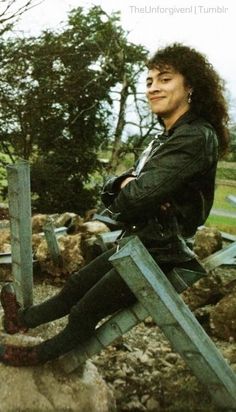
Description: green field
xmin=206 ymin=215 xmax=236 ymax=234
xmin=206 ymin=176 xmax=236 ymax=233
xmin=212 ymin=184 xmax=236 ymax=212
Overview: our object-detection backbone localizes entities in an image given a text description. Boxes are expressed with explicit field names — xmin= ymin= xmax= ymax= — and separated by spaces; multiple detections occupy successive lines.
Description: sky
xmin=14 ymin=0 xmax=236 ymax=120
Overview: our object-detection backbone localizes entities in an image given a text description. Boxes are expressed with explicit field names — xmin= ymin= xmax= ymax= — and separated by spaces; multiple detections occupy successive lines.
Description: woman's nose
xmin=148 ymin=81 xmax=161 ymax=93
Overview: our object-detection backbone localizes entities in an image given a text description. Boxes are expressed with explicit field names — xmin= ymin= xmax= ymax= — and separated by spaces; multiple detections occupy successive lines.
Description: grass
xmin=205 ymin=161 xmax=236 ymax=233
xmin=217 ymin=160 xmax=236 ymax=179
xmin=212 ymin=184 xmax=236 ymax=212
xmin=206 ymin=180 xmax=236 ymax=234
xmin=206 ymin=215 xmax=236 ymax=234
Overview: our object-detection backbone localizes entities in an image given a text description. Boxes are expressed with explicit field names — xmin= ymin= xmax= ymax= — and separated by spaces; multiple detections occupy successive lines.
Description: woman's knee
xmin=65 ymin=247 xmax=116 ymax=292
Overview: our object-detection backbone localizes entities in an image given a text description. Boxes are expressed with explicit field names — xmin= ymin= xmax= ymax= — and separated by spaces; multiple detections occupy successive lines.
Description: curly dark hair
xmin=147 ymin=43 xmax=230 ymax=157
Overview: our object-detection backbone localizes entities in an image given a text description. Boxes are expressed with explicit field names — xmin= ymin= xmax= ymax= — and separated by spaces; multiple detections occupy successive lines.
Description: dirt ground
xmin=0 ymin=278 xmax=235 ymax=412
xmin=93 ymin=321 xmax=236 ymax=412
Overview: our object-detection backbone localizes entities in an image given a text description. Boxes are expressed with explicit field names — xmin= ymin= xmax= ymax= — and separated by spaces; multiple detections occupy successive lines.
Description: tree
xmin=108 ymin=83 xmax=162 ymax=171
xmin=0 ymin=0 xmax=42 ymax=35
xmin=0 ymin=6 xmax=148 ymax=213
xmin=107 ymin=52 xmax=160 ymax=171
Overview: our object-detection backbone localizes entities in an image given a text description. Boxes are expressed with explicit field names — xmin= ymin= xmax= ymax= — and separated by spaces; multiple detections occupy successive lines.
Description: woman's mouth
xmin=150 ymin=96 xmax=165 ymax=101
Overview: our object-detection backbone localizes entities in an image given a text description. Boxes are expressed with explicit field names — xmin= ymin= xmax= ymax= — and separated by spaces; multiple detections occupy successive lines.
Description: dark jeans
xmin=22 ymin=247 xmax=205 ymax=362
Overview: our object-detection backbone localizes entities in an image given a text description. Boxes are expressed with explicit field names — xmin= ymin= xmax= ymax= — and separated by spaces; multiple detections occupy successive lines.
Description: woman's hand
xmin=160 ymin=202 xmax=171 ymax=211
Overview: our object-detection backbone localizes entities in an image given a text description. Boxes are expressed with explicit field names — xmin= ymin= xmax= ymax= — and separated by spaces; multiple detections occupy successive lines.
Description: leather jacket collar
xmin=161 ymin=110 xmax=198 ymax=138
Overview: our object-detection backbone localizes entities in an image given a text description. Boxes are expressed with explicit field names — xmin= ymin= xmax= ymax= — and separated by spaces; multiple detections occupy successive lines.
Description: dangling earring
xmin=188 ymin=90 xmax=193 ymax=104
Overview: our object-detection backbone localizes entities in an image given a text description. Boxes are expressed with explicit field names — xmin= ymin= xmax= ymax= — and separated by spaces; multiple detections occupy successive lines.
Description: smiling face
xmin=146 ymin=66 xmax=192 ymax=129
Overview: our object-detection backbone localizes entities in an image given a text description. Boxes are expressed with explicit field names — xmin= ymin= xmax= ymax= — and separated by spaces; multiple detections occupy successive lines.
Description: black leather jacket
xmin=101 ymin=111 xmax=218 ymax=263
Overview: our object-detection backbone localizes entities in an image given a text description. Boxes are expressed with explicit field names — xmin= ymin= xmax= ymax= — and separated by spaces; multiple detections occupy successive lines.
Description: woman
xmin=0 ymin=43 xmax=229 ymax=366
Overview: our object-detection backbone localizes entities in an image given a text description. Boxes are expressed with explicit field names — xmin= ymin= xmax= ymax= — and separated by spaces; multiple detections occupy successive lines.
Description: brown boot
xmin=0 ymin=343 xmax=42 ymax=366
xmin=0 ymin=283 xmax=28 ymax=334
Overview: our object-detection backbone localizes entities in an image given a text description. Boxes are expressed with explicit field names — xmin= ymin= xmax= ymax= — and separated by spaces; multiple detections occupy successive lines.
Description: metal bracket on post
xmin=7 ymin=160 xmax=33 ymax=308
xmin=43 ymin=218 xmax=63 ymax=267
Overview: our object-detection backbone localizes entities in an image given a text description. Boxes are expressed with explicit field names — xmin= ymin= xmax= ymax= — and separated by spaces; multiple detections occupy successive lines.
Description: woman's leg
xmin=1 ymin=247 xmax=117 ymax=332
xmin=23 ymin=247 xmax=118 ymax=327
xmin=37 ymin=267 xmax=137 ymax=363
xmin=1 ymin=267 xmax=137 ymax=366
xmin=0 ymin=252 xmax=208 ymax=365
xmin=17 ymin=251 xmax=203 ymax=329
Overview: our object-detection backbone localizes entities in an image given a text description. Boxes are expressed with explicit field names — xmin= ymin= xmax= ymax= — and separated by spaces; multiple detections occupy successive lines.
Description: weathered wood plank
xmin=96 ymin=230 xmax=122 ymax=251
xmin=43 ymin=219 xmax=63 ymax=267
xmin=109 ymin=237 xmax=236 ymax=410
xmin=203 ymin=241 xmax=236 ymax=271
xmin=59 ymin=302 xmax=148 ymax=373
xmin=7 ymin=161 xmax=33 ymax=307
xmin=220 ymin=231 xmax=236 ymax=242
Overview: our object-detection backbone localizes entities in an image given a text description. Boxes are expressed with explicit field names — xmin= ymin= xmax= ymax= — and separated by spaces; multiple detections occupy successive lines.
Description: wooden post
xmin=59 ymin=301 xmax=148 ymax=373
xmin=43 ymin=218 xmax=63 ymax=267
xmin=7 ymin=160 xmax=33 ymax=307
xmin=109 ymin=237 xmax=236 ymax=410
xmin=203 ymin=241 xmax=236 ymax=271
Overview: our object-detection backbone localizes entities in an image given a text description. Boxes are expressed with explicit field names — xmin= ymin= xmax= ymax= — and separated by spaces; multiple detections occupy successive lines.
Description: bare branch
xmin=0 ymin=0 xmax=44 ymax=27
xmin=0 ymin=140 xmax=15 ymax=163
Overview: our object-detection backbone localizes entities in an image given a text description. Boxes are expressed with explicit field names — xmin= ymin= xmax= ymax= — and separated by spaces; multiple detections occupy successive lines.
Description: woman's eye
xmin=161 ymin=78 xmax=171 ymax=82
